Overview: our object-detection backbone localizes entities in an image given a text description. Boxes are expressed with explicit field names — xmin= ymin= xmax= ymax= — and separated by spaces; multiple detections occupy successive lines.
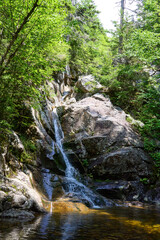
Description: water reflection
xmin=0 ymin=207 xmax=160 ymax=240
xmin=60 ymin=213 xmax=83 ymax=240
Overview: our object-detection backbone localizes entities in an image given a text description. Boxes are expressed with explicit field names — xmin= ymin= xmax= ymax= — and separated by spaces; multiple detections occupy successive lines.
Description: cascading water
xmin=52 ymin=108 xmax=111 ymax=208
xmin=32 ymin=100 xmax=113 ymax=210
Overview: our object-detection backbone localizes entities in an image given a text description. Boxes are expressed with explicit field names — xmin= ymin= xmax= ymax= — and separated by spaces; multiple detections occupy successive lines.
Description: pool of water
xmin=0 ymin=206 xmax=160 ymax=240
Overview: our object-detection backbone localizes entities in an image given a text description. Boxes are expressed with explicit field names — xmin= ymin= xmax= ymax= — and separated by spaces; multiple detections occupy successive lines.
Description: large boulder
xmin=89 ymin=147 xmax=151 ymax=180
xmin=93 ymin=180 xmax=160 ymax=204
xmin=0 ymin=171 xmax=44 ymax=216
xmin=93 ymin=180 xmax=145 ymax=201
xmin=61 ymin=94 xmax=152 ymax=182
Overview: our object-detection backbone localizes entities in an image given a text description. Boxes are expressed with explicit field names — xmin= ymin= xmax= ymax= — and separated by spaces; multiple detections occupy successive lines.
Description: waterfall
xmin=51 ymin=108 xmax=111 ymax=208
xmin=52 ymin=109 xmax=78 ymax=179
xmin=32 ymin=100 xmax=113 ymax=210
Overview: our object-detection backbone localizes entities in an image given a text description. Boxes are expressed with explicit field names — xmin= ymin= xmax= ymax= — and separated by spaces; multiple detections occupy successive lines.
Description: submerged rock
xmin=52 ymin=197 xmax=91 ymax=213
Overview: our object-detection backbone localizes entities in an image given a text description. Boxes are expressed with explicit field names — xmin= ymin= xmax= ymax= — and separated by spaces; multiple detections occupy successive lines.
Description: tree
xmin=0 ymin=0 xmax=70 ymax=126
xmin=109 ymin=0 xmax=160 ymax=119
xmin=67 ymin=0 xmax=112 ymax=79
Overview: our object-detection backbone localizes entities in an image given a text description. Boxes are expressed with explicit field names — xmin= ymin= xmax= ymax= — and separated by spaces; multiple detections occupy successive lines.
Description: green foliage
xmin=141 ymin=118 xmax=160 ymax=139
xmin=18 ymin=133 xmax=37 ymax=165
xmin=0 ymin=120 xmax=12 ymax=134
xmin=88 ymin=173 xmax=93 ymax=178
xmin=0 ymin=121 xmax=12 ymax=146
xmin=20 ymin=151 xmax=32 ymax=164
xmin=95 ymin=179 xmax=110 ymax=183
xmin=108 ymin=63 xmax=150 ymax=112
xmin=67 ymin=0 xmax=113 ymax=78
xmin=142 ymin=137 xmax=160 ymax=181
xmin=107 ymin=0 xmax=160 ymax=118
xmin=144 ymin=138 xmax=157 ymax=152
xmin=82 ymin=159 xmax=89 ymax=167
xmin=126 ymin=116 xmax=133 ymax=124
xmin=106 ymin=0 xmax=160 ymax=183
xmin=151 ymin=152 xmax=160 ymax=165
xmin=0 ymin=0 xmax=113 ymax=131
xmin=0 ymin=0 xmax=70 ymax=128
xmin=20 ymin=135 xmax=37 ymax=153
xmin=126 ymin=30 xmax=160 ymax=63
xmin=140 ymin=178 xmax=149 ymax=185
xmin=73 ymin=86 xmax=83 ymax=93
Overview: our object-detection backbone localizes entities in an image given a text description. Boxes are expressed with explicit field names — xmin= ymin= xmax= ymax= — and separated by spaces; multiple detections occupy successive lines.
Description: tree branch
xmin=0 ymin=18 xmax=38 ymax=77
xmin=0 ymin=39 xmax=25 ymax=76
xmin=125 ymin=7 xmax=138 ymax=14
xmin=0 ymin=0 xmax=39 ymax=76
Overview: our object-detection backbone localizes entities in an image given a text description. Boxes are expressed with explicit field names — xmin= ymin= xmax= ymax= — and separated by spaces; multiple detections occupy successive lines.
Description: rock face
xmin=61 ymin=94 xmax=152 ymax=183
xmin=0 ymin=131 xmax=24 ymax=176
xmin=0 ymin=171 xmax=44 ymax=218
xmin=0 ymin=129 xmax=46 ymax=219
xmin=75 ymin=75 xmax=106 ymax=93
xmin=30 ymin=101 xmax=66 ymax=175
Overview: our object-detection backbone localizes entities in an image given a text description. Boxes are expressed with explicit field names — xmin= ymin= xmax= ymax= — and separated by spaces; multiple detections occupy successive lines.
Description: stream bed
xmin=0 ymin=206 xmax=160 ymax=240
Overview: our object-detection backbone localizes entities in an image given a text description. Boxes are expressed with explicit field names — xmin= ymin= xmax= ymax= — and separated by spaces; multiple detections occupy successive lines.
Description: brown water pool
xmin=0 ymin=206 xmax=160 ymax=240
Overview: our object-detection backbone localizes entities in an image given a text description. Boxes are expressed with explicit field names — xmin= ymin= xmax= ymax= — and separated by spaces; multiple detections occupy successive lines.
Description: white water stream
xmin=51 ymin=108 xmax=110 ymax=208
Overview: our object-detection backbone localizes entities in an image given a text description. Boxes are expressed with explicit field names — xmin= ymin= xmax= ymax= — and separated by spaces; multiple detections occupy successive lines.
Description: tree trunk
xmin=119 ymin=0 xmax=125 ymax=54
